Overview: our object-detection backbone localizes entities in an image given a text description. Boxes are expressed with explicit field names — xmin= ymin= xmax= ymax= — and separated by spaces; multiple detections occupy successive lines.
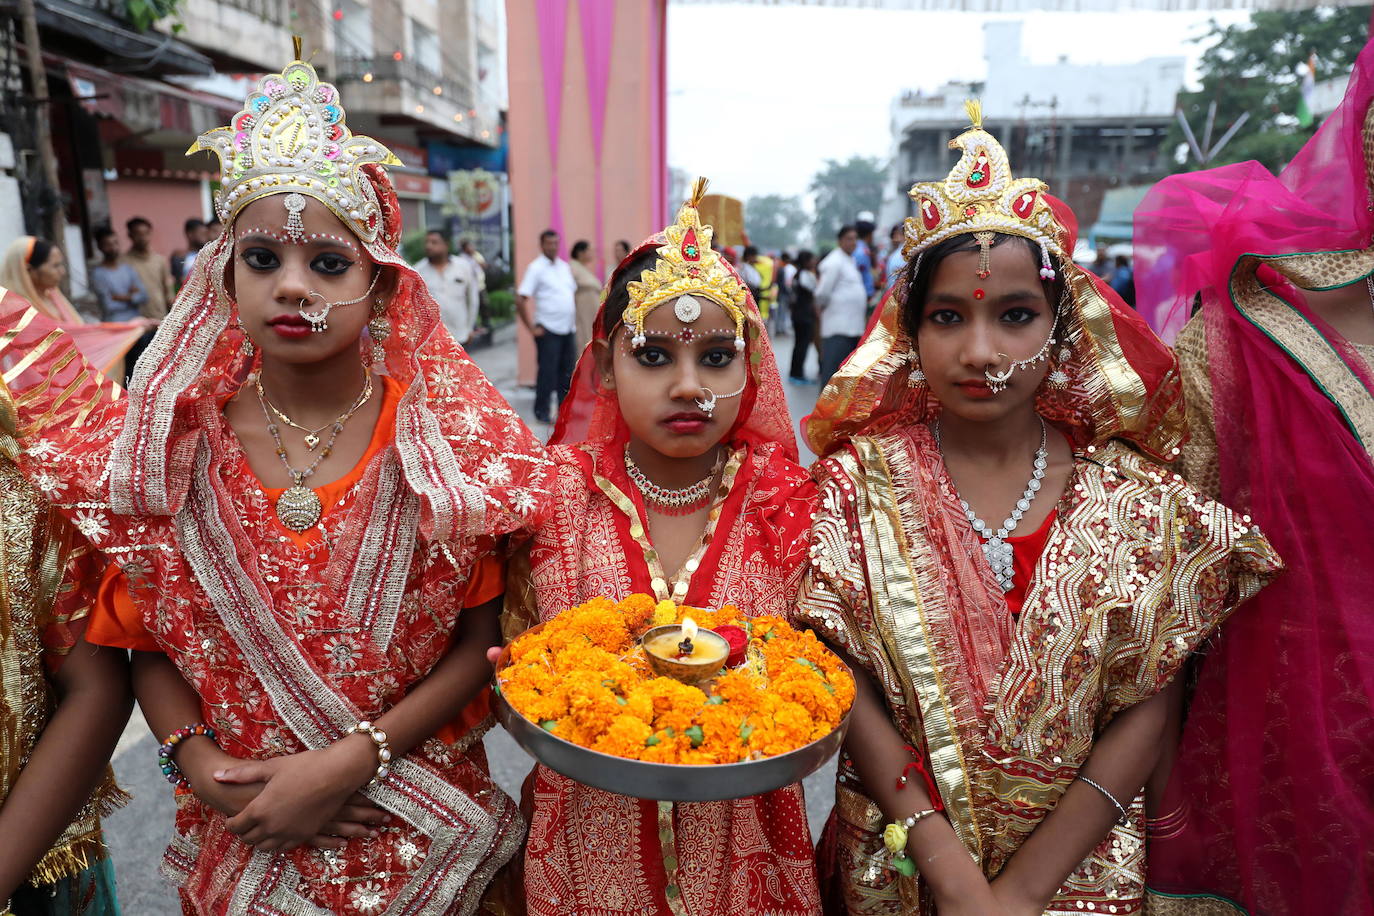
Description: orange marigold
xmin=499 ymin=594 xmax=852 ymax=764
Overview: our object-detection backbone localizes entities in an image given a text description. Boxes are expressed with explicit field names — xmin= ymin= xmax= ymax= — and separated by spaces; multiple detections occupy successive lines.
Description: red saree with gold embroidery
xmin=0 ymin=159 xmax=551 ymax=913
xmin=502 ymin=210 xmax=822 ymax=916
xmin=795 ymin=195 xmax=1280 ymax=916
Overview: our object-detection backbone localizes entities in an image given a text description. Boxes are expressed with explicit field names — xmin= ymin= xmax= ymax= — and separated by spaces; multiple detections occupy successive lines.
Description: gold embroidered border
xmin=850 ymin=437 xmax=984 ymax=862
xmin=1230 ymin=255 xmax=1374 ymax=458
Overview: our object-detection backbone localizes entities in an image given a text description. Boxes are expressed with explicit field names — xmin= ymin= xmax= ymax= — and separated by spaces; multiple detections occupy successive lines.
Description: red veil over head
xmin=804 ymin=194 xmax=1185 ymax=461
xmin=1138 ymin=38 xmax=1374 ymax=913
xmin=106 ymin=157 xmax=548 ymax=541
xmin=550 ymin=205 xmax=795 ymax=460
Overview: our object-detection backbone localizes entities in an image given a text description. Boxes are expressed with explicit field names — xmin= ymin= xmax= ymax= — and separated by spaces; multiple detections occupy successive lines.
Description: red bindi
xmin=974 ymin=288 xmax=986 ymax=300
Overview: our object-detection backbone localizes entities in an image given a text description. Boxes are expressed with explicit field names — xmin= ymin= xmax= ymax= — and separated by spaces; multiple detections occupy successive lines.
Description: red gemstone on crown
xmin=920 ymin=198 xmax=941 ymax=231
xmin=1012 ymin=190 xmax=1039 ymax=220
xmin=682 ymin=228 xmax=701 ymax=261
xmin=965 ymin=206 xmax=977 ymax=217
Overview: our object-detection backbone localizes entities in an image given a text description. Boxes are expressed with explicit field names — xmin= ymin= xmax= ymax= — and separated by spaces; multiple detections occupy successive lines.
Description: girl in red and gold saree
xmin=793 ymin=104 xmax=1279 ymax=916
xmin=0 ymin=49 xmax=551 ymax=915
xmin=0 ymin=376 xmax=131 ymax=916
xmin=1134 ymin=36 xmax=1374 ymax=915
xmin=502 ymin=180 xmax=823 ymax=916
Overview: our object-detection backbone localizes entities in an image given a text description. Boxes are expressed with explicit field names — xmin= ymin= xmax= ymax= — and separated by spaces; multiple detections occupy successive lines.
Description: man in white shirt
xmin=516 ymin=229 xmax=578 ymax=423
xmin=413 ymin=230 xmax=479 ymax=347
xmin=815 ymin=224 xmax=868 ymax=384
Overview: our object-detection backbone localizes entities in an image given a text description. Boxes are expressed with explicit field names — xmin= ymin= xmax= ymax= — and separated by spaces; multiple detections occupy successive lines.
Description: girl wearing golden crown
xmin=501 ymin=180 xmax=822 ymax=915
xmin=793 ymin=104 xmax=1279 ymax=915
xmin=0 ymin=47 xmax=550 ymax=915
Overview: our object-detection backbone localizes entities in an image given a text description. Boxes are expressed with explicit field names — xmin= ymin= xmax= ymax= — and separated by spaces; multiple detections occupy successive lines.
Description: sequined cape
xmin=794 ymin=426 xmax=1279 ymax=916
xmin=0 ymin=393 xmax=127 ymax=892
xmin=0 ymin=291 xmax=552 ymax=915
xmin=503 ymin=439 xmax=823 ymax=916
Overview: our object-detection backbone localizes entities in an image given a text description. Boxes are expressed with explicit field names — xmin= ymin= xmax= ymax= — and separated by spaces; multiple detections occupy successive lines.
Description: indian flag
xmin=1297 ymin=52 xmax=1317 ymax=128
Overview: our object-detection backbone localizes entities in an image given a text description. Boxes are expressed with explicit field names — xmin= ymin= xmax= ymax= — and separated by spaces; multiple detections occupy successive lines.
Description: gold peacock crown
xmin=903 ymin=101 xmax=1067 ymax=280
xmin=189 ymin=38 xmax=402 ymax=243
xmin=623 ymin=178 xmax=749 ymax=350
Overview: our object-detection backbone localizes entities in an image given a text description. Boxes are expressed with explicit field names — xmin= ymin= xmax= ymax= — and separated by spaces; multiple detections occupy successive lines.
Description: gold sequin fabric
xmin=795 ymin=425 xmax=1280 ymax=915
xmin=0 ymin=441 xmax=127 ymax=886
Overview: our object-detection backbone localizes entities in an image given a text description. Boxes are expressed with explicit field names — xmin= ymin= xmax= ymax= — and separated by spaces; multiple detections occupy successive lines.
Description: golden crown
xmin=189 ymin=40 xmax=401 ymax=243
xmin=903 ymin=101 xmax=1066 ymax=279
xmin=623 ymin=178 xmax=748 ymax=350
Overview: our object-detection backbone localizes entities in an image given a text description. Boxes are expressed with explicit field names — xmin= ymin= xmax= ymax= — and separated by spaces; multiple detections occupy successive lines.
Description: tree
xmin=809 ymin=156 xmax=886 ymax=245
xmin=743 ymin=194 xmax=808 ymax=252
xmin=1170 ymin=7 xmax=1371 ymax=174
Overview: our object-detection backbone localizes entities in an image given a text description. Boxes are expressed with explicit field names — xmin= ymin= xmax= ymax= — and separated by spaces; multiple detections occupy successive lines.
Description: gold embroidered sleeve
xmin=794 ymin=456 xmax=879 ymax=675
xmin=1173 ymin=314 xmax=1221 ymax=499
xmin=1097 ymin=447 xmax=1282 ymax=717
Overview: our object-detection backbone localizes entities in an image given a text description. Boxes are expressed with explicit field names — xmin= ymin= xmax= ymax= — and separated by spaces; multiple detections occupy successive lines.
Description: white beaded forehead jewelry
xmin=235 ymin=226 xmax=361 ymax=256
xmin=622 ymin=327 xmax=737 ymax=351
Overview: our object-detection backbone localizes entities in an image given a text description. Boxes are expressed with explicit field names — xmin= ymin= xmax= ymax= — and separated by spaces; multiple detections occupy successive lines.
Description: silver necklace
xmin=934 ymin=417 xmax=1048 ymax=593
xmin=623 ymin=448 xmax=721 ymax=512
xmin=1366 ymin=275 xmax=1374 ymax=317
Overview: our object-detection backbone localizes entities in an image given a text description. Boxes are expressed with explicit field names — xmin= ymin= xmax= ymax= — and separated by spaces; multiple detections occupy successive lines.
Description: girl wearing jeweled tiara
xmin=0 ymin=46 xmax=550 ymax=915
xmin=501 ymin=179 xmax=822 ymax=916
xmin=792 ymin=104 xmax=1280 ymax=915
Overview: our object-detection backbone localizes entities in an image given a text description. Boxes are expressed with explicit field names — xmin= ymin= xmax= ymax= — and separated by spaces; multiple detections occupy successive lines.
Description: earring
xmin=236 ymin=319 xmax=254 ymax=358
xmin=366 ymin=300 xmax=390 ymax=365
xmin=907 ymin=350 xmax=926 ymax=389
xmin=1047 ymin=345 xmax=1072 ymax=389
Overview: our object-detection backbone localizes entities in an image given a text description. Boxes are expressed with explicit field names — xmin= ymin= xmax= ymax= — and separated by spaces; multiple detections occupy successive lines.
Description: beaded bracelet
xmin=158 ymin=723 xmax=218 ymax=789
xmin=345 ymin=720 xmax=393 ymax=788
xmin=881 ymin=806 xmax=941 ymax=876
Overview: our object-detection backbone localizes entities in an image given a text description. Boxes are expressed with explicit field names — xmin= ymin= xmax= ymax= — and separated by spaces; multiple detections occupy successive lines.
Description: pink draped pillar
xmin=506 ymin=0 xmax=668 ymax=386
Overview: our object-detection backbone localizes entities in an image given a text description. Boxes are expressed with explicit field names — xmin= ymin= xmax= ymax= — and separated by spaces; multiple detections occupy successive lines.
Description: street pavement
xmin=103 ymin=319 xmax=834 ymax=910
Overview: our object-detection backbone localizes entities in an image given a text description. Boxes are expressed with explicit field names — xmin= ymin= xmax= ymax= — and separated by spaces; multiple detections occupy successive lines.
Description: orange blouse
xmin=87 ymin=375 xmax=504 ymax=652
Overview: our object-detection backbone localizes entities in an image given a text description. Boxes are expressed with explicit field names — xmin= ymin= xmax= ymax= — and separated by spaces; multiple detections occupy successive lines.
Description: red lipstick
xmin=267 ymin=313 xmax=314 ymax=339
xmin=661 ymin=411 xmax=710 ymax=435
xmin=955 ymin=380 xmax=996 ymax=400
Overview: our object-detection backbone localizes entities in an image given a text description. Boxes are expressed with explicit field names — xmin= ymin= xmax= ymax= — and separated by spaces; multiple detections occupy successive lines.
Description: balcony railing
xmin=334 ymin=55 xmax=475 ymax=112
xmin=215 ymin=0 xmax=289 ymax=26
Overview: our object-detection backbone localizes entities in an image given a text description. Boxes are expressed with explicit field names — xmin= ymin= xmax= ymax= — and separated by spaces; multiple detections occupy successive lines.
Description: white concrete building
xmin=879 ymin=21 xmax=1186 ymax=242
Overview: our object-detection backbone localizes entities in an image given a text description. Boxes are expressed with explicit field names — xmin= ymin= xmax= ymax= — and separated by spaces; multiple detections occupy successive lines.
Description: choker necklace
xmin=934 ymin=417 xmax=1048 ymax=593
xmin=254 ymin=370 xmax=374 ymax=532
xmin=624 ymin=448 xmax=722 ymax=516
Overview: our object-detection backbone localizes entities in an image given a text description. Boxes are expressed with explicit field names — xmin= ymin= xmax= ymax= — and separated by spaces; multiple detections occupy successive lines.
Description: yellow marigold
xmin=499 ymin=594 xmax=852 ymax=764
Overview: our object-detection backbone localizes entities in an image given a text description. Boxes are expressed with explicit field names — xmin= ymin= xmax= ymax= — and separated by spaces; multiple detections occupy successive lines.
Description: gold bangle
xmin=345 ymin=720 xmax=393 ymax=787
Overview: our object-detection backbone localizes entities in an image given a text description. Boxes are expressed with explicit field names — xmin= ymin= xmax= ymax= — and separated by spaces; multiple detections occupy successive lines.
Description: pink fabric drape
xmin=578 ymin=0 xmax=614 ymax=277
xmin=1140 ymin=37 xmax=1374 ymax=913
xmin=535 ymin=0 xmax=569 ymax=246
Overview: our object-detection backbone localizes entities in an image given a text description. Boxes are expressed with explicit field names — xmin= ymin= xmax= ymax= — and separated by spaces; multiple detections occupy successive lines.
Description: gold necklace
xmin=594 ymin=446 xmax=743 ymax=603
xmin=254 ymin=370 xmax=374 ymax=532
xmin=254 ymin=373 xmax=371 ymax=451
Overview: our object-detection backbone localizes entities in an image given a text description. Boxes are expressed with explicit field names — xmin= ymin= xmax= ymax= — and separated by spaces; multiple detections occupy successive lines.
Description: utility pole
xmin=15 ymin=0 xmax=66 ymax=262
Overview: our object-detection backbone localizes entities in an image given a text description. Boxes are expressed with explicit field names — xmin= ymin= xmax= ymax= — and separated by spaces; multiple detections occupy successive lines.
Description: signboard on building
xmin=443 ymin=168 xmax=508 ymax=263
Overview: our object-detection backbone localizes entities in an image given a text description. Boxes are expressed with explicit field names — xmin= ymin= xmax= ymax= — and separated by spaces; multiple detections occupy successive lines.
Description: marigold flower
xmin=499 ymin=594 xmax=852 ymax=764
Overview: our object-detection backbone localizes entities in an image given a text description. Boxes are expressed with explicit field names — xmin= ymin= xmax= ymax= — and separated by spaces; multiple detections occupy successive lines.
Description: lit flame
xmin=681 ymin=617 xmax=699 ymax=642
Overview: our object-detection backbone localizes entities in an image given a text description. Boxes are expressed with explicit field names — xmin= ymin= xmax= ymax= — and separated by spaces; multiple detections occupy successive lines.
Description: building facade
xmin=880 ymin=21 xmax=1185 ymax=248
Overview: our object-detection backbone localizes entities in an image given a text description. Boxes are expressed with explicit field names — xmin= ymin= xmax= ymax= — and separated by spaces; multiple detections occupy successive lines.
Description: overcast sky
xmin=666 ymin=3 xmax=1249 ymax=203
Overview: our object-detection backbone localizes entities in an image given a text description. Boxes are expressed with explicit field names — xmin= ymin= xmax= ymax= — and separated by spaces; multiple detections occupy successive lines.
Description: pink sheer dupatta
xmin=1140 ymin=37 xmax=1374 ymax=914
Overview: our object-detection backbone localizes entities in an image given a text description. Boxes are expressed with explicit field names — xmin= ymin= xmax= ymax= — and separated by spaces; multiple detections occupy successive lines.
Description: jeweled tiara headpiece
xmin=189 ymin=38 xmax=401 ymax=243
xmin=624 ymin=178 xmax=749 ymax=351
xmin=903 ymin=100 xmax=1066 ymax=280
